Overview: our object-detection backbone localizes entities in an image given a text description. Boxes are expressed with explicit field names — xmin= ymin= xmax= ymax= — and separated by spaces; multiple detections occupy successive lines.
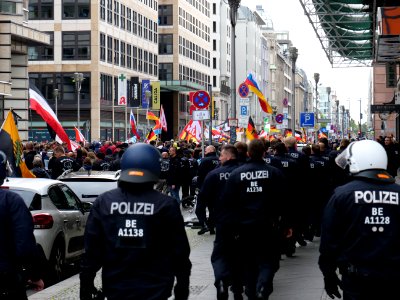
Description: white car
xmin=58 ymin=170 xmax=120 ymax=202
xmin=0 ymin=177 xmax=91 ymax=283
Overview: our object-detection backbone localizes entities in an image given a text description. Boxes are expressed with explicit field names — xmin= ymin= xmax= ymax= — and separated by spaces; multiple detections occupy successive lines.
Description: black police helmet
xmin=0 ymin=151 xmax=7 ymax=186
xmin=119 ymin=143 xmax=161 ymax=183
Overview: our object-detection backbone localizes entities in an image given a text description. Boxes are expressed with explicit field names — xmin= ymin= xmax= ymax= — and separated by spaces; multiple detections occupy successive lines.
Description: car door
xmin=59 ymin=184 xmax=87 ymax=258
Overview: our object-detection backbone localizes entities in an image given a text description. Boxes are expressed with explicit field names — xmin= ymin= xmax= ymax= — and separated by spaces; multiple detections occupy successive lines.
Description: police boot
xmin=216 ymin=280 xmax=228 ymax=300
xmin=197 ymin=226 xmax=209 ymax=235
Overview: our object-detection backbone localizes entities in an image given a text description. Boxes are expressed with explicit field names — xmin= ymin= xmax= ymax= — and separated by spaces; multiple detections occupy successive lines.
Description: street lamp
xmin=290 ymin=47 xmax=298 ymax=132
xmin=314 ymin=73 xmax=320 ymax=142
xmin=73 ymin=72 xmax=84 ymax=131
xmin=53 ymin=88 xmax=59 ymax=118
xmin=228 ymin=0 xmax=240 ymax=142
xmin=335 ymin=99 xmax=339 ymax=137
xmin=326 ymin=87 xmax=331 ymax=139
xmin=358 ymin=98 xmax=362 ymax=137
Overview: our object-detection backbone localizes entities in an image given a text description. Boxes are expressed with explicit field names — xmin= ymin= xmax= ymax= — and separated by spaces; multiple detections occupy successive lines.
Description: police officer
xmin=221 ymin=139 xmax=291 ymax=300
xmin=0 ymin=151 xmax=44 ymax=299
xmin=198 ymin=145 xmax=241 ymax=299
xmin=80 ymin=143 xmax=191 ymax=300
xmin=319 ymin=140 xmax=400 ymax=300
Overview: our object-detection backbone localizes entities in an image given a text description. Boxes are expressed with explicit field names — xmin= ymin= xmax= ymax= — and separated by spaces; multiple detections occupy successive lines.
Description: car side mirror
xmin=81 ymin=201 xmax=93 ymax=213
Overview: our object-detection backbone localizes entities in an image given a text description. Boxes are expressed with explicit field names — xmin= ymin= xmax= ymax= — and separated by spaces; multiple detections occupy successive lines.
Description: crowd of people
xmin=2 ymin=133 xmax=400 ymax=300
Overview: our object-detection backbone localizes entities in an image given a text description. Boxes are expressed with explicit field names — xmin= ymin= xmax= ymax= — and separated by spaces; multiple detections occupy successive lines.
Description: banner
xmin=152 ymin=81 xmax=160 ymax=110
xmin=118 ymin=73 xmax=127 ymax=106
xmin=141 ymin=79 xmax=151 ymax=109
xmin=130 ymin=76 xmax=140 ymax=107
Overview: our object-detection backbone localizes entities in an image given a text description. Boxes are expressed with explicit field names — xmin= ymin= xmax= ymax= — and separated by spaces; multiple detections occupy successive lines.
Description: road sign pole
xmin=208 ymin=84 xmax=212 ymax=145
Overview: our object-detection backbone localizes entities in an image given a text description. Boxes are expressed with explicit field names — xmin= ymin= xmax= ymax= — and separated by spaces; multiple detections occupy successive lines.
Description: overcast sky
xmin=239 ymin=0 xmax=371 ymax=120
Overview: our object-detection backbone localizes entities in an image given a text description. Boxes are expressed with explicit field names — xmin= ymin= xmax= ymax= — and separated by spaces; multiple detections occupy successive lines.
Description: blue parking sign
xmin=300 ymin=112 xmax=315 ymax=127
xmin=240 ymin=105 xmax=248 ymax=116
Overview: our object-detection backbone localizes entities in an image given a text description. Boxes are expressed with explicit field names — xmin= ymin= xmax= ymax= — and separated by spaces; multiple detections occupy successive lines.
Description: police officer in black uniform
xmin=319 ymin=140 xmax=400 ymax=300
xmin=198 ymin=145 xmax=241 ymax=299
xmin=0 ymin=151 xmax=44 ymax=299
xmin=221 ymin=139 xmax=291 ymax=300
xmin=80 ymin=143 xmax=191 ymax=300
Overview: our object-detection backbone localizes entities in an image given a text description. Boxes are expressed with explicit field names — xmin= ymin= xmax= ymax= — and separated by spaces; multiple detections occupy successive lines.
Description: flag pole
xmin=125 ymin=104 xmax=128 ymax=141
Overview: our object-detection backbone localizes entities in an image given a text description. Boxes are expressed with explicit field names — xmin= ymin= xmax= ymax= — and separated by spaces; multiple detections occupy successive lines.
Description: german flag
xmin=145 ymin=128 xmax=157 ymax=143
xmin=246 ymin=116 xmax=259 ymax=141
xmin=0 ymin=110 xmax=35 ymax=178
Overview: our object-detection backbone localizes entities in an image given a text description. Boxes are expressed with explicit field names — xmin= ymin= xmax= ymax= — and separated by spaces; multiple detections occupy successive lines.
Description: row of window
xmin=29 ymin=0 xmax=90 ymax=20
xmin=100 ymin=0 xmax=158 ymax=44
xmin=179 ymin=36 xmax=211 ymax=67
xmin=100 ymin=33 xmax=158 ymax=76
xmin=179 ymin=64 xmax=210 ymax=88
xmin=185 ymin=0 xmax=210 ymax=18
xmin=28 ymin=31 xmax=90 ymax=60
xmin=178 ymin=7 xmax=210 ymax=42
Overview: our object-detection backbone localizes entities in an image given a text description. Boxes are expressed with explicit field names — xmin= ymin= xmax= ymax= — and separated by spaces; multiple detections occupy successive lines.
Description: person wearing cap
xmin=319 ymin=140 xmax=400 ymax=299
xmin=0 ymin=151 xmax=44 ymax=299
xmin=80 ymin=143 xmax=191 ymax=300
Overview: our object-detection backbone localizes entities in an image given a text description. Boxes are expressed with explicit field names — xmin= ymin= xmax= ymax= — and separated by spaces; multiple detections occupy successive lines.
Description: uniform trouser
xmin=0 ymin=272 xmax=28 ymax=300
xmin=168 ymin=185 xmax=181 ymax=203
xmin=211 ymin=228 xmax=243 ymax=294
xmin=341 ymin=273 xmax=400 ymax=300
xmin=195 ymin=198 xmax=215 ymax=228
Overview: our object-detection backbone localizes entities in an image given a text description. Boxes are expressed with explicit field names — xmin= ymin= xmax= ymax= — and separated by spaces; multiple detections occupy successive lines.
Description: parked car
xmin=58 ymin=170 xmax=120 ymax=202
xmin=0 ymin=177 xmax=92 ymax=283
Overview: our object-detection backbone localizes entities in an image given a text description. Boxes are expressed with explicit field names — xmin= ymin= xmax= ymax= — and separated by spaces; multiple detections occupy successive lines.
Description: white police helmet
xmin=335 ymin=140 xmax=387 ymax=174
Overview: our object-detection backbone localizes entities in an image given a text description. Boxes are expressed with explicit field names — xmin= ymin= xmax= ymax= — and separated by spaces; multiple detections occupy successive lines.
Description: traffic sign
xmin=240 ymin=105 xmax=249 ymax=116
xmin=275 ymin=114 xmax=284 ymax=124
xmin=192 ymin=110 xmax=210 ymax=121
xmin=192 ymin=90 xmax=210 ymax=109
xmin=300 ymin=112 xmax=315 ymax=127
xmin=238 ymin=83 xmax=249 ymax=98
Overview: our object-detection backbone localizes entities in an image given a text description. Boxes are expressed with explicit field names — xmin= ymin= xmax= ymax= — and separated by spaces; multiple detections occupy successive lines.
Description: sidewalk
xmin=29 ymin=227 xmax=329 ymax=300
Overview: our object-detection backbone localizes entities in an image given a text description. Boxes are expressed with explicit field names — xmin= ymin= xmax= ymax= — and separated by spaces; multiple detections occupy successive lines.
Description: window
xmin=28 ymin=32 xmax=54 ymax=60
xmin=149 ymin=53 xmax=153 ymax=75
xmin=127 ymin=44 xmax=132 ymax=68
xmin=154 ymin=55 xmax=158 ymax=76
xmin=127 ymin=8 xmax=131 ymax=32
xmin=212 ymin=3 xmax=216 ymax=14
xmin=159 ymin=34 xmax=173 ymax=55
xmin=138 ymin=49 xmax=143 ymax=72
xmin=114 ymin=0 xmax=119 ymax=26
xmin=149 ymin=21 xmax=153 ymax=42
xmin=29 ymin=0 xmax=53 ymax=20
xmin=100 ymin=0 xmax=105 ymax=20
xmin=213 ymin=39 xmax=216 ymax=51
xmin=213 ymin=57 xmax=216 ymax=69
xmin=62 ymin=31 xmax=90 ymax=60
xmin=114 ymin=38 xmax=119 ymax=65
xmin=61 ymin=185 xmax=79 ymax=210
xmin=143 ymin=17 xmax=148 ymax=39
xmin=107 ymin=35 xmax=113 ymax=63
xmin=107 ymin=0 xmax=112 ymax=23
xmin=132 ymin=11 xmax=137 ymax=34
xmin=213 ymin=21 xmax=216 ymax=33
xmin=144 ymin=51 xmax=148 ymax=73
xmin=158 ymin=5 xmax=172 ymax=25
xmin=159 ymin=63 xmax=173 ymax=80
xmin=120 ymin=41 xmax=125 ymax=67
xmin=100 ymin=33 xmax=106 ymax=61
xmin=138 ymin=14 xmax=143 ymax=37
xmin=213 ymin=75 xmax=216 ymax=87
xmin=63 ymin=0 xmax=90 ymax=19
xmin=120 ymin=4 xmax=125 ymax=29
xmin=100 ymin=73 xmax=113 ymax=103
xmin=132 ymin=46 xmax=138 ymax=70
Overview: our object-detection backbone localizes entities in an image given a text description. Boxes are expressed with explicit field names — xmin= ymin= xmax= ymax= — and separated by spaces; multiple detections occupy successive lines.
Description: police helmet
xmin=119 ymin=143 xmax=161 ymax=183
xmin=0 ymin=151 xmax=7 ymax=186
xmin=335 ymin=140 xmax=387 ymax=174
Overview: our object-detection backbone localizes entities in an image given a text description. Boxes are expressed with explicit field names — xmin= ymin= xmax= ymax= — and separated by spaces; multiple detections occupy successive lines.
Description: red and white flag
xmin=29 ymin=86 xmax=72 ymax=151
xmin=159 ymin=105 xmax=167 ymax=132
xmin=74 ymin=126 xmax=87 ymax=143
xmin=130 ymin=109 xmax=140 ymax=139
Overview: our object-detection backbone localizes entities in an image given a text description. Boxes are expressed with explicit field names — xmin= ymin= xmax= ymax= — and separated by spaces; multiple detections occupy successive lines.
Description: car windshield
xmin=10 ymin=190 xmax=42 ymax=211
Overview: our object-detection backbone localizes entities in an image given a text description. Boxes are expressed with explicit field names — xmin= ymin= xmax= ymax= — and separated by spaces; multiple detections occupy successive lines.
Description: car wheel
xmin=49 ymin=241 xmax=65 ymax=283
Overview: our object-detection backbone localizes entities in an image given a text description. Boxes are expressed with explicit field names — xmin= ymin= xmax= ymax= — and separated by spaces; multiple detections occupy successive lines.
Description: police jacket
xmin=198 ymin=159 xmax=239 ymax=225
xmin=167 ymin=155 xmax=181 ymax=186
xmin=221 ymin=159 xmax=290 ymax=235
xmin=0 ymin=190 xmax=41 ymax=280
xmin=319 ymin=172 xmax=400 ymax=279
xmin=80 ymin=185 xmax=191 ymax=300
xmin=197 ymin=152 xmax=219 ymax=188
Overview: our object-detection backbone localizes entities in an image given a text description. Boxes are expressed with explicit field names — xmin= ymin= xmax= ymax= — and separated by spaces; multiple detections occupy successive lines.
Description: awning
xmin=160 ymin=80 xmax=206 ymax=92
xmin=299 ymin=0 xmax=399 ymax=67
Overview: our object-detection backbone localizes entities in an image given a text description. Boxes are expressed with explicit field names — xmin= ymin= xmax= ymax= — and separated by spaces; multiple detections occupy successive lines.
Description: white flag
xmin=160 ymin=105 xmax=167 ymax=132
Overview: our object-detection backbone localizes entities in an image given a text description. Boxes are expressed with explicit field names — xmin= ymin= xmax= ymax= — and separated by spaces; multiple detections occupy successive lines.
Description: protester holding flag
xmin=246 ymin=116 xmax=259 ymax=141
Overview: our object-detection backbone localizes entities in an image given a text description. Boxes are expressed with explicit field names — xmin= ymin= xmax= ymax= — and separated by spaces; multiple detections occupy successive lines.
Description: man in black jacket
xmin=0 ymin=151 xmax=44 ymax=299
xmin=319 ymin=140 xmax=400 ymax=300
xmin=80 ymin=143 xmax=191 ymax=300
